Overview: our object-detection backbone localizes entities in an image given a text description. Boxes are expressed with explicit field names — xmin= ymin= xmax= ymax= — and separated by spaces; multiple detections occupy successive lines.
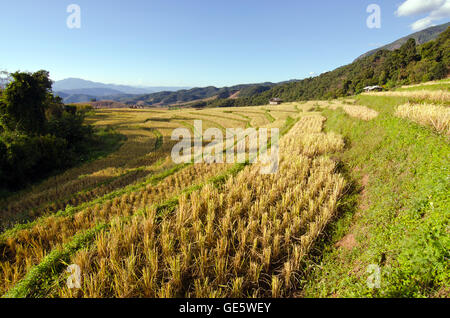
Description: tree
xmin=44 ymin=94 xmax=65 ymax=120
xmin=400 ymin=38 xmax=420 ymax=66
xmin=0 ymin=70 xmax=52 ymax=134
xmin=430 ymin=61 xmax=447 ymax=80
xmin=0 ymin=139 xmax=7 ymax=180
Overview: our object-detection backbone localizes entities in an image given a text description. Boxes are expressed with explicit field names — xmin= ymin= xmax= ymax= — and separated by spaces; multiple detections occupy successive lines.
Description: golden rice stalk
xmin=51 ymin=114 xmax=347 ymax=299
xmin=364 ymin=90 xmax=450 ymax=104
xmin=395 ymin=103 xmax=450 ymax=136
xmin=341 ymin=105 xmax=379 ymax=121
xmin=400 ymin=79 xmax=450 ymax=88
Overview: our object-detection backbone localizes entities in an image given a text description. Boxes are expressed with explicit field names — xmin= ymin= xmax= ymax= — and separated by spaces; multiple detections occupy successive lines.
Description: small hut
xmin=363 ymin=86 xmax=383 ymax=92
xmin=269 ymin=98 xmax=283 ymax=105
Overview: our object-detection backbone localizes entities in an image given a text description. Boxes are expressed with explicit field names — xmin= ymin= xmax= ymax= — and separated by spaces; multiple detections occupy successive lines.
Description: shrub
xmin=0 ymin=138 xmax=7 ymax=184
xmin=1 ymin=133 xmax=69 ymax=188
xmin=47 ymin=112 xmax=93 ymax=148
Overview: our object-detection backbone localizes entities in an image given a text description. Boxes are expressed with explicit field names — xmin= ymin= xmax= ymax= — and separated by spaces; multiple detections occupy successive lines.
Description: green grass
xmin=395 ymin=80 xmax=450 ymax=92
xmin=302 ymin=95 xmax=449 ymax=298
xmin=263 ymin=109 xmax=276 ymax=123
xmin=3 ymin=223 xmax=108 ymax=298
xmin=223 ymin=111 xmax=253 ymax=128
xmin=142 ymin=127 xmax=163 ymax=151
xmin=67 ymin=126 xmax=127 ymax=170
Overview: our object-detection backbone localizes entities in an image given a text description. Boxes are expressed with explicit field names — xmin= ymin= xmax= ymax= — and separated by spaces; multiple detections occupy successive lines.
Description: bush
xmin=0 ymin=139 xmax=7 ymax=184
xmin=64 ymin=105 xmax=77 ymax=115
xmin=47 ymin=112 xmax=93 ymax=148
xmin=74 ymin=104 xmax=94 ymax=112
xmin=1 ymin=133 xmax=68 ymax=187
xmin=0 ymin=70 xmax=95 ymax=192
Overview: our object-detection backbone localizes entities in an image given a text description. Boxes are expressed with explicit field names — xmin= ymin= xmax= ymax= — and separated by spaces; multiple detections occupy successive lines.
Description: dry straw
xmin=364 ymin=90 xmax=450 ymax=104
xmin=0 ymin=163 xmax=229 ymax=295
xmin=395 ymin=103 xmax=450 ymax=136
xmin=341 ymin=105 xmax=379 ymax=121
xmin=54 ymin=115 xmax=347 ymax=298
xmin=327 ymin=103 xmax=378 ymax=120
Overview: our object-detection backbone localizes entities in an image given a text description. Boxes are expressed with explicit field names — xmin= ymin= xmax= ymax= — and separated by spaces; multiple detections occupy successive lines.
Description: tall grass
xmin=341 ymin=105 xmax=379 ymax=121
xmin=363 ymin=90 xmax=450 ymax=104
xmin=395 ymin=103 xmax=450 ymax=136
xmin=0 ymin=163 xmax=229 ymax=295
xmin=326 ymin=103 xmax=379 ymax=121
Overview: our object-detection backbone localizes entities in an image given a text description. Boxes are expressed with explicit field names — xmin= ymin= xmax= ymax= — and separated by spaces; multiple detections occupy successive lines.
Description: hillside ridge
xmin=355 ymin=22 xmax=450 ymax=61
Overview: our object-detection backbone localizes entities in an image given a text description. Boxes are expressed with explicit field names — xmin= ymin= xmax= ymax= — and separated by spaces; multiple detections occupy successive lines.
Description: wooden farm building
xmin=269 ymin=98 xmax=283 ymax=105
xmin=363 ymin=85 xmax=383 ymax=92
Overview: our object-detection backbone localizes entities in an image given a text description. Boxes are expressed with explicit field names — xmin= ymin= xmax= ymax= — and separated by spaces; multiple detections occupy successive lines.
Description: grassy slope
xmin=395 ymin=79 xmax=450 ymax=92
xmin=302 ymin=95 xmax=449 ymax=297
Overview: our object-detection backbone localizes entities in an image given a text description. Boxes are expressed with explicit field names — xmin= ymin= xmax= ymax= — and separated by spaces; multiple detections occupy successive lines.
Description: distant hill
xmin=57 ymin=87 xmax=125 ymax=97
xmin=79 ymin=100 xmax=129 ymax=109
xmin=53 ymin=78 xmax=190 ymax=103
xmin=356 ymin=22 xmax=450 ymax=61
xmin=115 ymin=82 xmax=276 ymax=106
xmin=55 ymin=92 xmax=98 ymax=104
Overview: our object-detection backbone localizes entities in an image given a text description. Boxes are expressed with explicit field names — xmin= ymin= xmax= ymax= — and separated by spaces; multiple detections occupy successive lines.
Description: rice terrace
xmin=0 ymin=1 xmax=449 ymax=304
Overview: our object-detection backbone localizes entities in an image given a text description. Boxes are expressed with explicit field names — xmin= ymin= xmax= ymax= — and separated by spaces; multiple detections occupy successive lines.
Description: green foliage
xmin=0 ymin=70 xmax=51 ymax=134
xmin=1 ymin=132 xmax=68 ymax=187
xmin=0 ymin=71 xmax=95 ymax=192
xmin=0 ymin=139 xmax=7 ymax=185
xmin=72 ymin=103 xmax=94 ymax=112
xmin=47 ymin=112 xmax=92 ymax=147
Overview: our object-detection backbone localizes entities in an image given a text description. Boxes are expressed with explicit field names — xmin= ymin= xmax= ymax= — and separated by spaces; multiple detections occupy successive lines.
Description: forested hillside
xmin=118 ymin=82 xmax=276 ymax=106
xmin=356 ymin=22 xmax=450 ymax=60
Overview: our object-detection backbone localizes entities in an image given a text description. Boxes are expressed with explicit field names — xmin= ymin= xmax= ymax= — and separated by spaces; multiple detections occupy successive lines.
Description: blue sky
xmin=1 ymin=0 xmax=449 ymax=87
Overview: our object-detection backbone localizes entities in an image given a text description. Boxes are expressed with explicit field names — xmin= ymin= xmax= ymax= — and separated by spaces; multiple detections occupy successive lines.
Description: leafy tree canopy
xmin=0 ymin=70 xmax=52 ymax=134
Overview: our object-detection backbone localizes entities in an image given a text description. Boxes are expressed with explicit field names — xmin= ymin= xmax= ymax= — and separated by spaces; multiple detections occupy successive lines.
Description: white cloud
xmin=410 ymin=16 xmax=435 ymax=30
xmin=396 ymin=0 xmax=450 ymax=31
xmin=396 ymin=0 xmax=445 ymax=16
xmin=429 ymin=1 xmax=450 ymax=18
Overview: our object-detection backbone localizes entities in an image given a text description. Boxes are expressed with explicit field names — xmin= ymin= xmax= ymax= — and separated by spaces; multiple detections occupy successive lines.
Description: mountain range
xmin=110 ymin=82 xmax=278 ymax=107
xmin=356 ymin=22 xmax=450 ymax=61
xmin=53 ymin=78 xmax=190 ymax=103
